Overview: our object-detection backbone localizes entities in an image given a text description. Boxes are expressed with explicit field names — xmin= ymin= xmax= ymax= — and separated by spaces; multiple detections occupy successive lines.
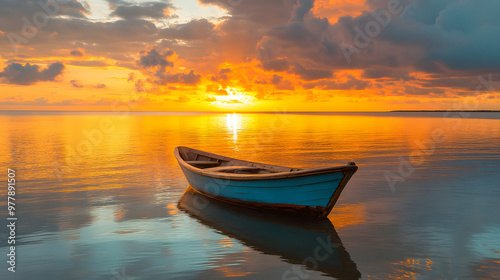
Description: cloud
xmin=162 ymin=0 xmax=293 ymax=71
xmin=70 ymin=49 xmax=84 ymax=57
xmin=137 ymin=48 xmax=174 ymax=72
xmin=270 ymin=74 xmax=294 ymax=90
xmin=1 ymin=0 xmax=499 ymax=102
xmin=157 ymin=70 xmax=201 ymax=85
xmin=0 ymin=62 xmax=64 ymax=85
xmin=254 ymin=0 xmax=500 ymax=95
xmin=59 ymin=0 xmax=90 ymax=18
xmin=0 ymin=97 xmax=123 ymax=106
xmin=0 ymin=10 xmax=162 ymax=62
xmin=292 ymin=64 xmax=332 ymax=81
xmin=211 ymin=68 xmax=232 ymax=81
xmin=70 ymin=79 xmax=107 ymax=89
xmin=160 ymin=18 xmax=216 ymax=41
xmin=111 ymin=2 xmax=175 ymax=20
xmin=304 ymin=74 xmax=371 ymax=90
xmin=70 ymin=79 xmax=84 ymax=88
xmin=219 ymin=68 xmax=231 ymax=75
xmin=135 ymin=47 xmax=202 ymax=88
xmin=69 ymin=60 xmax=109 ymax=67
xmin=312 ymin=0 xmax=367 ymax=21
xmin=260 ymin=58 xmax=290 ymax=72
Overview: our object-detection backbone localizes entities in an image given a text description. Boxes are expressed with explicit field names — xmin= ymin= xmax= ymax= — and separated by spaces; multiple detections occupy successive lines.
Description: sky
xmin=0 ymin=0 xmax=499 ymax=111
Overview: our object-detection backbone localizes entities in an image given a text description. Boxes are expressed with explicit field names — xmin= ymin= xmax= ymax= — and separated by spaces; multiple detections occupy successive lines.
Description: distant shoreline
xmin=390 ymin=110 xmax=500 ymax=112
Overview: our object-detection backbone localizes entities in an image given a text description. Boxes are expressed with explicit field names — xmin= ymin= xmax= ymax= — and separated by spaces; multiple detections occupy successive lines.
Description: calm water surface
xmin=1 ymin=112 xmax=499 ymax=280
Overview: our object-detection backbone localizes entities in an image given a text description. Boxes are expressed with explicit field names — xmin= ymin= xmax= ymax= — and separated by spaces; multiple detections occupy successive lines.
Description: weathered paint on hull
xmin=180 ymin=165 xmax=345 ymax=209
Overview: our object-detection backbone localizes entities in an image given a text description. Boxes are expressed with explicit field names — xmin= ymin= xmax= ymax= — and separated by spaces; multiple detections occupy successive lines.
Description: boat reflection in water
xmin=178 ymin=187 xmax=361 ymax=279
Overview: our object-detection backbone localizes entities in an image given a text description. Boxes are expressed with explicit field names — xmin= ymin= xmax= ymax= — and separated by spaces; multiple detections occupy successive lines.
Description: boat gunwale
xmin=174 ymin=146 xmax=358 ymax=181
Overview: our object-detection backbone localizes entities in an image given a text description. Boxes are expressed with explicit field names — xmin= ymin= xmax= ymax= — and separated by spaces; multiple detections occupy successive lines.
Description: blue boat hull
xmin=175 ymin=147 xmax=358 ymax=218
xmin=181 ymin=167 xmax=342 ymax=207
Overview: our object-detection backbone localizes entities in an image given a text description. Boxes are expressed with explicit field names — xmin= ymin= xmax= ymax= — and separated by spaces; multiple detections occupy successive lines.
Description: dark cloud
xmin=70 ymin=79 xmax=107 ymax=89
xmin=156 ymin=70 xmax=201 ymax=85
xmin=111 ymin=2 xmax=175 ymax=20
xmin=69 ymin=60 xmax=109 ymax=67
xmin=399 ymin=85 xmax=447 ymax=96
xmin=0 ymin=14 xmax=161 ymax=62
xmin=260 ymin=58 xmax=290 ymax=72
xmin=61 ymin=0 xmax=90 ymax=18
xmin=219 ymin=68 xmax=231 ymax=75
xmin=0 ymin=0 xmax=90 ymax=19
xmin=137 ymin=48 xmax=174 ymax=72
xmin=70 ymin=49 xmax=84 ymax=56
xmin=253 ymin=0 xmax=500 ymax=94
xmin=0 ymin=62 xmax=64 ymax=85
xmin=362 ymin=69 xmax=411 ymax=80
xmin=270 ymin=74 xmax=294 ymax=90
xmin=210 ymin=68 xmax=232 ymax=82
xmin=136 ymin=47 xmax=201 ymax=87
xmin=160 ymin=19 xmax=215 ymax=40
xmin=271 ymin=74 xmax=282 ymax=85
xmin=199 ymin=0 xmax=291 ymax=25
xmin=292 ymin=64 xmax=332 ymax=81
xmin=70 ymin=79 xmax=84 ymax=88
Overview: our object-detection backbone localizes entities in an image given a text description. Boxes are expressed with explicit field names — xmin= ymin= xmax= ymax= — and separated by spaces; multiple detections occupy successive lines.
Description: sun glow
xmin=213 ymin=87 xmax=255 ymax=108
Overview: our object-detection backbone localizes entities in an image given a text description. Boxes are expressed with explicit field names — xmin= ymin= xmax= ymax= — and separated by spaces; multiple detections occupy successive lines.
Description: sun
xmin=213 ymin=87 xmax=256 ymax=109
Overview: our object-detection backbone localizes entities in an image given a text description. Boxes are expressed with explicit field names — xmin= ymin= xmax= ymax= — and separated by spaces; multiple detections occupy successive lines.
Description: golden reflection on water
xmin=225 ymin=113 xmax=241 ymax=142
xmin=327 ymin=203 xmax=366 ymax=228
xmin=1 ymin=112 xmax=499 ymax=280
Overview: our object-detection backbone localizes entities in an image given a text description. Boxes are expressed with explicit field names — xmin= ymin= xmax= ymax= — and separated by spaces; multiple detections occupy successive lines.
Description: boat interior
xmin=178 ymin=147 xmax=299 ymax=175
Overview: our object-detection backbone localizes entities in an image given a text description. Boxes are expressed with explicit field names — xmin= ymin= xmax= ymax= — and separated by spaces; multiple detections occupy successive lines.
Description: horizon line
xmin=1 ymin=110 xmax=500 ymax=113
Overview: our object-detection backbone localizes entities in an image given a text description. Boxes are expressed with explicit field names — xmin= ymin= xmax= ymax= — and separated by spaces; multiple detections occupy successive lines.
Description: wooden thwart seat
xmin=204 ymin=166 xmax=263 ymax=172
xmin=185 ymin=161 xmax=220 ymax=167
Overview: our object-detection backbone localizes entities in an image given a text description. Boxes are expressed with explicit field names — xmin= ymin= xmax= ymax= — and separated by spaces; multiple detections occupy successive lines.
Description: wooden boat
xmin=178 ymin=188 xmax=361 ymax=279
xmin=174 ymin=146 xmax=358 ymax=218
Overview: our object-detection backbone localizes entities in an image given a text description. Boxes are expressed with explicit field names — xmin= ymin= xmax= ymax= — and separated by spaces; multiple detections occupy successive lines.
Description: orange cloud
xmin=312 ymin=0 xmax=367 ymax=22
